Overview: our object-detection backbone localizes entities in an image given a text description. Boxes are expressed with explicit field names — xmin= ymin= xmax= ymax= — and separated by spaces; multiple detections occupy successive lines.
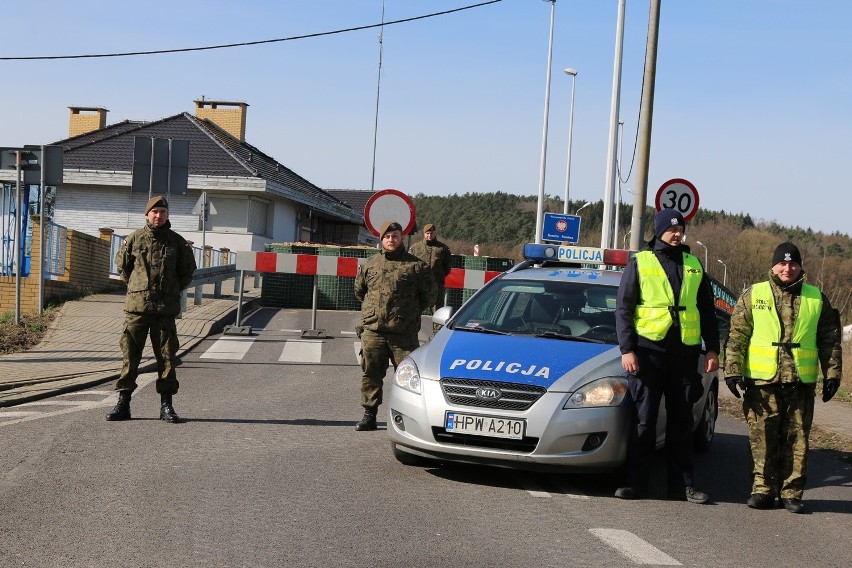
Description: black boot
xmin=355 ymin=408 xmax=378 ymax=431
xmin=159 ymin=394 xmax=183 ymax=423
xmin=106 ymin=391 xmax=132 ymax=421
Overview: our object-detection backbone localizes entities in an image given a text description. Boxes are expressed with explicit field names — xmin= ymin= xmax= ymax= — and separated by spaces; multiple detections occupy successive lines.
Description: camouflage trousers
xmin=742 ymin=382 xmax=815 ymax=499
xmin=359 ymin=329 xmax=420 ymax=411
xmin=115 ymin=312 xmax=180 ymax=395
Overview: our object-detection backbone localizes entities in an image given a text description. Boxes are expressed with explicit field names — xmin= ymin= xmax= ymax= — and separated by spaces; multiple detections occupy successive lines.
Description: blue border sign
xmin=542 ymin=213 xmax=581 ymax=243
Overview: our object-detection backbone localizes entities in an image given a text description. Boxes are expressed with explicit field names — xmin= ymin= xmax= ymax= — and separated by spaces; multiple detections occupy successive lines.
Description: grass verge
xmin=0 ymin=308 xmax=60 ymax=355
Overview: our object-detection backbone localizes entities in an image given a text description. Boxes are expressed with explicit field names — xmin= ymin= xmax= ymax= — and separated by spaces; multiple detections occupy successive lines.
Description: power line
xmin=0 ymin=1 xmax=502 ymax=61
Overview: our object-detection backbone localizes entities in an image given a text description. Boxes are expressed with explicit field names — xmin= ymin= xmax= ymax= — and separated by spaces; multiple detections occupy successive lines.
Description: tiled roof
xmin=326 ymin=189 xmax=375 ymax=217
xmin=52 ymin=113 xmax=358 ymax=220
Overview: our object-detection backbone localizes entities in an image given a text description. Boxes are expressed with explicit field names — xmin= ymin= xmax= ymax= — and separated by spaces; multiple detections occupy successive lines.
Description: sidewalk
xmin=0 ymin=278 xmax=260 ymax=407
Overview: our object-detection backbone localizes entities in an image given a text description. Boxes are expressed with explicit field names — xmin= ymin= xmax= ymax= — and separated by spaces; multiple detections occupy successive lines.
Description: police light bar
xmin=522 ymin=243 xmax=634 ymax=267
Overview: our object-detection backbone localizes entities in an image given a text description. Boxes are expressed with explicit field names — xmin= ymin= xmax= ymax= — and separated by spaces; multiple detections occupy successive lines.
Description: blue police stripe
xmin=439 ymin=332 xmax=612 ymax=388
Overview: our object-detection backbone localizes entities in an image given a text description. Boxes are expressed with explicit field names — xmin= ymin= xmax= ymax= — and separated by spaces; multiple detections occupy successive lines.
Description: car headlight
xmin=394 ymin=358 xmax=421 ymax=395
xmin=563 ymin=377 xmax=628 ymax=408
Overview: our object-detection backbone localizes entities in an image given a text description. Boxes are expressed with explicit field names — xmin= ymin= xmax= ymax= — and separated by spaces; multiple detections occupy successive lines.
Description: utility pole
xmin=629 ymin=0 xmax=661 ymax=250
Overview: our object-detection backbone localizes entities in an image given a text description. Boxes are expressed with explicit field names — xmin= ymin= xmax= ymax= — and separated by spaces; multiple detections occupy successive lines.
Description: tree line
xmin=411 ymin=192 xmax=851 ymax=324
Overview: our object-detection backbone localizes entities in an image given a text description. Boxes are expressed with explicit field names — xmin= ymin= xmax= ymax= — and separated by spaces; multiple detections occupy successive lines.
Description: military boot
xmin=355 ymin=408 xmax=378 ymax=431
xmin=159 ymin=394 xmax=183 ymax=423
xmin=106 ymin=391 xmax=132 ymax=421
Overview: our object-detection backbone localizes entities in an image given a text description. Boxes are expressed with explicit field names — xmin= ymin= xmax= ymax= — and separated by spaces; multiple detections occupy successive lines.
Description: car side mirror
xmin=432 ymin=306 xmax=453 ymax=326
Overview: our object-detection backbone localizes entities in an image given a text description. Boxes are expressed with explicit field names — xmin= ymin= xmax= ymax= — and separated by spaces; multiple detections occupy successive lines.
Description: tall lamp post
xmin=534 ymin=0 xmax=557 ymax=244
xmin=562 ymin=67 xmax=578 ymax=214
xmin=695 ymin=240 xmax=708 ymax=268
xmin=717 ymin=259 xmax=728 ymax=286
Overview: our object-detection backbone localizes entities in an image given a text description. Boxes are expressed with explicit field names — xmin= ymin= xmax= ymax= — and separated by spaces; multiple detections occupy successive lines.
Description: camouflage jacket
xmin=409 ymin=239 xmax=452 ymax=283
xmin=724 ymin=270 xmax=841 ymax=384
xmin=116 ymin=221 xmax=197 ymax=315
xmin=354 ymin=248 xmax=437 ymax=335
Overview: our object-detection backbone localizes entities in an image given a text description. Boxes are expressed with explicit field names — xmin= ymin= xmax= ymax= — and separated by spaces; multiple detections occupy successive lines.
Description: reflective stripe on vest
xmin=633 ymin=251 xmax=703 ymax=345
xmin=744 ymin=281 xmax=822 ymax=383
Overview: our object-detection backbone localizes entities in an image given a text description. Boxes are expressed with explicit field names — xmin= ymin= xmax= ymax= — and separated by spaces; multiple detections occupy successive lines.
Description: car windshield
xmin=450 ymin=278 xmax=619 ymax=344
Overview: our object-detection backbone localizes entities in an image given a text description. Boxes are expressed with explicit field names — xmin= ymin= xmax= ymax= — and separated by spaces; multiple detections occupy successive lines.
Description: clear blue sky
xmin=2 ymin=0 xmax=850 ymax=236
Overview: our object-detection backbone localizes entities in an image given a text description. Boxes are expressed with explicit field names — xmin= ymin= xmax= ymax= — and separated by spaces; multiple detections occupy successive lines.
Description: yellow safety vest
xmin=634 ymin=251 xmax=703 ymax=345
xmin=744 ymin=281 xmax=821 ymax=383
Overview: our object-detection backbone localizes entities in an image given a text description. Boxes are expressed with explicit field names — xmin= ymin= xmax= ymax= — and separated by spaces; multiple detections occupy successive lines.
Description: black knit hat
xmin=654 ymin=208 xmax=685 ymax=238
xmin=771 ymin=242 xmax=802 ymax=267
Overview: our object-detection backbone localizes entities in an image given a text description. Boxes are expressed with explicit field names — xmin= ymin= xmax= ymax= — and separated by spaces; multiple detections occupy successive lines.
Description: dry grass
xmin=0 ymin=308 xmax=59 ymax=355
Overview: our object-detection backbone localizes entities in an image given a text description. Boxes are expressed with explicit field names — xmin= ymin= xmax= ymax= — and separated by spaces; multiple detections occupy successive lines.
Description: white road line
xmin=0 ymin=374 xmax=158 ymax=427
xmin=514 ymin=475 xmax=552 ymax=498
xmin=17 ymin=400 xmax=81 ymax=407
xmin=354 ymin=341 xmax=362 ymax=365
xmin=280 ymin=329 xmax=303 ymax=333
xmin=340 ymin=331 xmax=357 ymax=336
xmin=546 ymin=475 xmax=590 ymax=499
xmin=589 ymin=529 xmax=681 ymax=565
xmin=59 ymin=390 xmax=113 ymax=396
xmin=200 ymin=336 xmax=256 ymax=360
xmin=279 ymin=339 xmax=323 ymax=363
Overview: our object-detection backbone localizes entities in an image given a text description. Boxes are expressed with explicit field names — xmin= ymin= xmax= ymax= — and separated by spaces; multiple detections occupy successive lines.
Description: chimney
xmin=68 ymin=106 xmax=108 ymax=138
xmin=194 ymin=99 xmax=249 ymax=142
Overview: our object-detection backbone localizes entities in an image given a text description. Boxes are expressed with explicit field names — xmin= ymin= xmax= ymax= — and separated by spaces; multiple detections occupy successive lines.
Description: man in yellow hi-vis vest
xmin=615 ymin=208 xmax=720 ymax=504
xmin=724 ymin=242 xmax=841 ymax=513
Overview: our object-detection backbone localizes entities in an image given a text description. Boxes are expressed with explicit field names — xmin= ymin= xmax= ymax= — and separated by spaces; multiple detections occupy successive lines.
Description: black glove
xmin=822 ymin=378 xmax=839 ymax=403
xmin=725 ymin=376 xmax=745 ymax=399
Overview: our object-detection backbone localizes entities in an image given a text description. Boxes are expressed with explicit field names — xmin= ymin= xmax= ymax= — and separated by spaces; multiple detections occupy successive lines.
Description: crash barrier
xmin=248 ymin=244 xmax=513 ymax=311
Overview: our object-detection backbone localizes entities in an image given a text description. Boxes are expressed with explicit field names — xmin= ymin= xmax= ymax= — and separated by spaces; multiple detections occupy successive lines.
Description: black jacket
xmin=616 ymin=238 xmax=721 ymax=355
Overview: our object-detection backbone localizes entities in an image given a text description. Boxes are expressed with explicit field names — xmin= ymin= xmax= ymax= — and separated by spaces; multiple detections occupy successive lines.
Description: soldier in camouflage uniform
xmin=106 ymin=195 xmax=197 ymax=423
xmin=409 ymin=223 xmax=452 ymax=313
xmin=724 ymin=242 xmax=841 ymax=513
xmin=353 ymin=221 xmax=437 ymax=431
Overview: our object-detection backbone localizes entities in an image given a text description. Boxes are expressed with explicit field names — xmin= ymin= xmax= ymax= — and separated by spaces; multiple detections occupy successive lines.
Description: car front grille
xmin=431 ymin=427 xmax=539 ymax=453
xmin=440 ymin=378 xmax=547 ymax=411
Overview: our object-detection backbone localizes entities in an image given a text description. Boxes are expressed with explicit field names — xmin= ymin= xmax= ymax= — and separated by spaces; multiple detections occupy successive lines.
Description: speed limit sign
xmin=655 ymin=178 xmax=700 ymax=222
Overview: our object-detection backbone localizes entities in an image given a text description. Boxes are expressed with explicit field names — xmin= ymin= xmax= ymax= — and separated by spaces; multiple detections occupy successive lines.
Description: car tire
xmin=693 ymin=384 xmax=718 ymax=453
xmin=392 ymin=443 xmax=434 ymax=467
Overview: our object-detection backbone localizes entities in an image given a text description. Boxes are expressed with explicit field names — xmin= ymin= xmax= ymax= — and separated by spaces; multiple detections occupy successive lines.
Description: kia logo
xmin=476 ymin=387 xmax=502 ymax=401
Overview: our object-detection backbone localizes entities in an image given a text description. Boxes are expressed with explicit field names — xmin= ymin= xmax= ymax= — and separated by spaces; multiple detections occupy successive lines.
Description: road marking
xmin=340 ymin=330 xmax=357 ymax=336
xmin=200 ymin=336 xmax=255 ymax=360
xmin=0 ymin=374 xmax=158 ymax=427
xmin=279 ymin=339 xmax=323 ymax=363
xmin=589 ymin=528 xmax=681 ymax=565
xmin=546 ymin=475 xmax=590 ymax=499
xmin=280 ymin=329 xmax=303 ymax=333
xmin=354 ymin=341 xmax=362 ymax=365
xmin=514 ymin=475 xmax=552 ymax=498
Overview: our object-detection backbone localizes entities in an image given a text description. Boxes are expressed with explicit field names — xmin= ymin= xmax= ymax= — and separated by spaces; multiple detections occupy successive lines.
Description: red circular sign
xmin=654 ymin=178 xmax=700 ymax=222
xmin=364 ymin=189 xmax=416 ymax=237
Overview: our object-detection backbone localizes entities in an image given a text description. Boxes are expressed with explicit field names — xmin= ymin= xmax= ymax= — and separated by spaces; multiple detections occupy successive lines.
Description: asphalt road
xmin=1 ymin=308 xmax=850 ymax=568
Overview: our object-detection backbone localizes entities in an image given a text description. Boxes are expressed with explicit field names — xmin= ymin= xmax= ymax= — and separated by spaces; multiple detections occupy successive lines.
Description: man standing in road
xmin=615 ymin=208 xmax=720 ymax=504
xmin=107 ymin=195 xmax=197 ymax=423
xmin=409 ymin=223 xmax=453 ymax=315
xmin=353 ymin=221 xmax=437 ymax=431
xmin=723 ymin=242 xmax=841 ymax=513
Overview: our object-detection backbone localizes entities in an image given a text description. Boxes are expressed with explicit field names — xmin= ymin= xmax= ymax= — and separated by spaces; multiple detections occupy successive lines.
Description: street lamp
xmin=695 ymin=240 xmax=708 ymax=268
xmin=575 ymin=202 xmax=591 ymax=215
xmin=534 ymin=0 xmax=557 ymax=243
xmin=562 ymin=67 xmax=578 ymax=215
xmin=717 ymin=259 xmax=728 ymax=286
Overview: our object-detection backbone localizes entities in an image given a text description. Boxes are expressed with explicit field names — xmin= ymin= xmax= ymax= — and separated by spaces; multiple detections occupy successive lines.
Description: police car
xmin=387 ymin=243 xmax=724 ymax=472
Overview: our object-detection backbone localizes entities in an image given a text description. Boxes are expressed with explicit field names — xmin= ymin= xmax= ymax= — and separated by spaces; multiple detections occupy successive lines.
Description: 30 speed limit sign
xmin=654 ymin=178 xmax=700 ymax=222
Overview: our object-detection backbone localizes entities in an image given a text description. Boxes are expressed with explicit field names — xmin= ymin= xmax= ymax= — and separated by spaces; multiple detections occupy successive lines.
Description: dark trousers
xmin=625 ymin=347 xmax=700 ymax=491
xmin=116 ymin=312 xmax=180 ymax=395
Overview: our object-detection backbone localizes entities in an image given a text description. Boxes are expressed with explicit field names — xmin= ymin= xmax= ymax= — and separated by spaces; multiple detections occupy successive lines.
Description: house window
xmin=204 ymin=195 xmax=270 ymax=237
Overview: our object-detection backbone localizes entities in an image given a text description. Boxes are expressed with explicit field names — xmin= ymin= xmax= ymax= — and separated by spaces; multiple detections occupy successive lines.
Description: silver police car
xmin=387 ymin=244 xmax=725 ymax=472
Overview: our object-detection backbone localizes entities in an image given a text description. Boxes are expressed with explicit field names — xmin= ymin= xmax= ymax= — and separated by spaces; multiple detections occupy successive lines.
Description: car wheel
xmin=693 ymin=385 xmax=718 ymax=453
xmin=392 ymin=443 xmax=434 ymax=467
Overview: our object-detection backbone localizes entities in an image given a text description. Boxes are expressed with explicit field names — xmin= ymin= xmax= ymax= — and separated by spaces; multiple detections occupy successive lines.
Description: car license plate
xmin=445 ymin=412 xmax=525 ymax=440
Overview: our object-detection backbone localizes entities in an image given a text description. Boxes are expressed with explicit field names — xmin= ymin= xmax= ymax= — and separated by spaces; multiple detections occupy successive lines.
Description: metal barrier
xmin=42 ymin=221 xmax=67 ymax=279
